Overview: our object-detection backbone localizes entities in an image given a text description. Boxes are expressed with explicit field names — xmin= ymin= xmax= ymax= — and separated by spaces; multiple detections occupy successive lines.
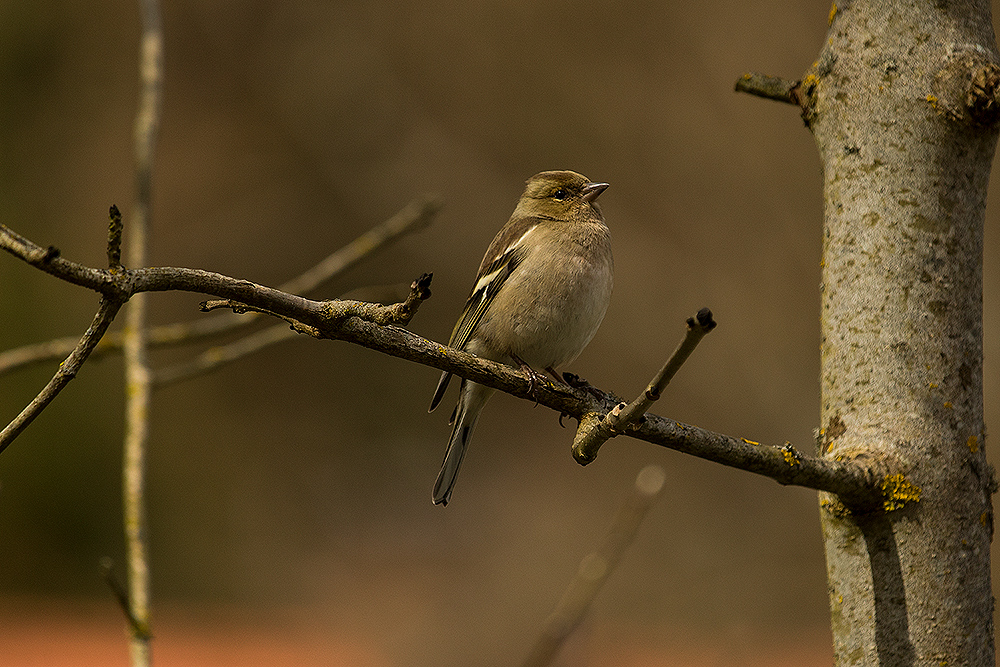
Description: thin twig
xmin=151 ymin=283 xmax=414 ymax=386
xmin=572 ymin=309 xmax=716 ymax=464
xmin=153 ymin=322 xmax=298 ymax=386
xmin=279 ymin=195 xmax=440 ymax=296
xmin=123 ymin=0 xmax=162 ymax=664
xmin=0 ymin=296 xmax=125 ymax=455
xmin=0 ymin=197 xmax=441 ymax=377
xmin=0 ymin=224 xmax=114 ymax=291
xmin=108 ymin=205 xmax=124 ymax=271
xmin=521 ymin=465 xmax=667 ymax=667
xmin=100 ymin=558 xmax=151 ymax=640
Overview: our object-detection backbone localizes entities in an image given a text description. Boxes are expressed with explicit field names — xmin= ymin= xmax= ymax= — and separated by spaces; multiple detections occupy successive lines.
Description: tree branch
xmin=522 ymin=465 xmax=667 ymax=667
xmin=152 ymin=321 xmax=298 ymax=386
xmin=734 ymin=72 xmax=802 ymax=105
xmin=124 ymin=0 xmax=162 ymax=661
xmin=151 ymin=284 xmax=413 ymax=385
xmin=0 ymin=295 xmax=125 ymax=455
xmin=0 ymin=196 xmax=441 ymax=377
xmin=572 ymin=308 xmax=716 ymax=463
xmin=0 ymin=224 xmax=118 ymax=292
xmin=0 ymin=223 xmax=885 ymax=508
xmin=312 ymin=311 xmax=884 ymax=509
xmin=100 ymin=558 xmax=151 ymax=641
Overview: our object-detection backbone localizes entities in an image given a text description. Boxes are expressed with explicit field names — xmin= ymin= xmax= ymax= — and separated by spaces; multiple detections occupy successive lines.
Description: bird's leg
xmin=545 ymin=366 xmax=571 ymax=385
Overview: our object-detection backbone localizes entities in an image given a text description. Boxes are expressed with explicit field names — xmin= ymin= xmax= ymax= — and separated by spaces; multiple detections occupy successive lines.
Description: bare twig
xmin=317 ymin=311 xmax=881 ymax=508
xmin=153 ymin=322 xmax=298 ymax=386
xmin=108 ymin=205 xmax=124 ymax=271
xmin=152 ymin=283 xmax=415 ymax=386
xmin=0 ymin=295 xmax=125 ymax=454
xmin=196 ymin=272 xmax=433 ymax=329
xmin=0 ymin=197 xmax=441 ymax=377
xmin=734 ymin=72 xmax=802 ymax=104
xmin=100 ymin=558 xmax=151 ymax=640
xmin=0 ymin=224 xmax=114 ymax=291
xmin=198 ymin=299 xmax=322 ymax=332
xmin=572 ymin=308 xmax=716 ymax=464
xmin=521 ymin=465 xmax=667 ymax=667
xmin=123 ymin=0 xmax=162 ymax=664
xmin=279 ymin=195 xmax=440 ymax=296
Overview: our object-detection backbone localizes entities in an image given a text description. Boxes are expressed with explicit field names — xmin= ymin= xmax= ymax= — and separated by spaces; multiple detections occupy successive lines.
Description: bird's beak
xmin=580 ymin=182 xmax=609 ymax=202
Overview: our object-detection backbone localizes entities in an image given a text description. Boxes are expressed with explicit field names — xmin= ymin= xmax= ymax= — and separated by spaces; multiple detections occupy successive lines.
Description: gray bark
xmin=808 ymin=1 xmax=998 ymax=664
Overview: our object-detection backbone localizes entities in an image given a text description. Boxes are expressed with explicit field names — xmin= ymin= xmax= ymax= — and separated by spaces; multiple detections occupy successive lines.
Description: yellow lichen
xmin=821 ymin=496 xmax=853 ymax=518
xmin=968 ymin=435 xmax=979 ymax=453
xmin=828 ymin=3 xmax=837 ymax=25
xmin=781 ymin=443 xmax=802 ymax=467
xmin=881 ymin=473 xmax=921 ymax=512
xmin=943 ymin=401 xmax=953 ymax=409
xmin=742 ymin=438 xmax=760 ymax=446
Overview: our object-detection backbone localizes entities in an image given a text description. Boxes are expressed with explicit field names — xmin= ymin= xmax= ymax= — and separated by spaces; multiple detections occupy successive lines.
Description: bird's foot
xmin=512 ymin=355 xmax=548 ymax=403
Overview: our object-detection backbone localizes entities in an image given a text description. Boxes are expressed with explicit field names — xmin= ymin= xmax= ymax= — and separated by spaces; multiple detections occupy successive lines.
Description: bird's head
xmin=515 ymin=170 xmax=609 ymax=222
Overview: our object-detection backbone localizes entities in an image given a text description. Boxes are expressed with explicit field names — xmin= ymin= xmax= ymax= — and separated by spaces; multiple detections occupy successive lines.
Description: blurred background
xmin=0 ymin=1 xmax=996 ymax=665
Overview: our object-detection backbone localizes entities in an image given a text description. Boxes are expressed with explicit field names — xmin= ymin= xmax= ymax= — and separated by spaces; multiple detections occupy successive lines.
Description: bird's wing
xmin=428 ymin=218 xmax=538 ymax=412
xmin=449 ymin=218 xmax=537 ymax=350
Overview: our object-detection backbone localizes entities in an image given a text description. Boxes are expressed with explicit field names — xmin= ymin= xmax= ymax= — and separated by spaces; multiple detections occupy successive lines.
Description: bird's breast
xmin=475 ymin=222 xmax=613 ymax=369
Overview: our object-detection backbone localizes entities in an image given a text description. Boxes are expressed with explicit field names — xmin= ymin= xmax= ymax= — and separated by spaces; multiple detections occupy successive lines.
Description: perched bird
xmin=429 ymin=170 xmax=614 ymax=506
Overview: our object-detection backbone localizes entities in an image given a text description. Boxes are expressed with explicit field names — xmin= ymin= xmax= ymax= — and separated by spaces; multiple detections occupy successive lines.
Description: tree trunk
xmin=810 ymin=1 xmax=998 ymax=664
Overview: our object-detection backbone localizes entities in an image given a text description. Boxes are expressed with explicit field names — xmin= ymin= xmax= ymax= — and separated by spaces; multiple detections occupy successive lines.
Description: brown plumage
xmin=429 ymin=171 xmax=614 ymax=506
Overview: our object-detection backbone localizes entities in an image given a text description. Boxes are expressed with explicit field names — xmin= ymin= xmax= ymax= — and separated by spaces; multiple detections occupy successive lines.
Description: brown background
xmin=0 ymin=1 xmax=997 ymax=665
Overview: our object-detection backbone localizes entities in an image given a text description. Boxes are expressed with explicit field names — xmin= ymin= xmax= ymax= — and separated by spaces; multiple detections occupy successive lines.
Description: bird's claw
xmin=512 ymin=355 xmax=549 ymax=404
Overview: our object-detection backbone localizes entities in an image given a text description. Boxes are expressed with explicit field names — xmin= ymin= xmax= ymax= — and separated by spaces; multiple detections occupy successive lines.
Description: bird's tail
xmin=432 ymin=381 xmax=494 ymax=506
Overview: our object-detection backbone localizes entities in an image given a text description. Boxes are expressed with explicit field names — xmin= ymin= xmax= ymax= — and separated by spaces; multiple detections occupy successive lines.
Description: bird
xmin=428 ymin=170 xmax=614 ymax=506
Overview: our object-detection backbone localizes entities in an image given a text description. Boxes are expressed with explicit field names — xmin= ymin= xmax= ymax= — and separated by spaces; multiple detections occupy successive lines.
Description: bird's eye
xmin=552 ymin=188 xmax=569 ymax=201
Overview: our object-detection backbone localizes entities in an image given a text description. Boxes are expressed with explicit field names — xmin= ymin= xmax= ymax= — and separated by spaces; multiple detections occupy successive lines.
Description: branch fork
xmin=572 ymin=308 xmax=716 ymax=464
